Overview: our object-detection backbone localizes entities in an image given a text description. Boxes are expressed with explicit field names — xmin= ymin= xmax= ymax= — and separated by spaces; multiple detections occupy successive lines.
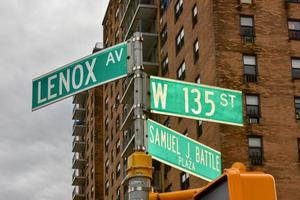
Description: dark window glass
xmin=160 ymin=24 xmax=168 ymax=46
xmin=297 ymin=138 xmax=300 ymax=161
xmin=194 ymin=39 xmax=200 ymax=63
xmin=116 ymin=162 xmax=121 ymax=177
xmin=286 ymin=0 xmax=300 ymax=2
xmin=288 ymin=20 xmax=300 ymax=40
xmin=192 ymin=4 xmax=198 ymax=27
xmin=246 ymin=95 xmax=260 ymax=124
xmin=243 ymin=54 xmax=257 ymax=82
xmin=165 ymin=184 xmax=172 ymax=192
xmin=248 ymin=136 xmax=263 ymax=165
xmin=240 ymin=16 xmax=255 ymax=43
xmin=176 ymin=28 xmax=184 ymax=54
xmin=162 ymin=55 xmax=169 ymax=76
xmin=163 ymin=117 xmax=170 ymax=128
xmin=164 ymin=165 xmax=171 ymax=178
xmin=175 ymin=0 xmax=183 ymax=22
xmin=160 ymin=0 xmax=171 ymax=14
xmin=180 ymin=172 xmax=190 ymax=189
xmin=292 ymin=58 xmax=300 ymax=79
xmin=177 ymin=61 xmax=186 ymax=80
xmin=197 ymin=120 xmax=203 ymax=137
xmin=294 ymin=97 xmax=300 ymax=119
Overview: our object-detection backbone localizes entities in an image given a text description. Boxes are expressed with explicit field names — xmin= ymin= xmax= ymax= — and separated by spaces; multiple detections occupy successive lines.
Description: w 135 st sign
xmin=150 ymin=76 xmax=243 ymax=126
xmin=32 ymin=42 xmax=128 ymax=111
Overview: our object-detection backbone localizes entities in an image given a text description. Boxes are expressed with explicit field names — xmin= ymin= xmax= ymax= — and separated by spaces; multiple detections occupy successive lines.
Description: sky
xmin=0 ymin=0 xmax=109 ymax=199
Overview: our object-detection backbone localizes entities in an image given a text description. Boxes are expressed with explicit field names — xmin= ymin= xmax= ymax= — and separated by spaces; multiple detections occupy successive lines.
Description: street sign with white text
xmin=32 ymin=42 xmax=128 ymax=111
xmin=147 ymin=119 xmax=222 ymax=181
xmin=150 ymin=76 xmax=243 ymax=126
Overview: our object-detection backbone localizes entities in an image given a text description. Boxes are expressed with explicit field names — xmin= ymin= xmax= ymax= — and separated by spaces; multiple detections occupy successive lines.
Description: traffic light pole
xmin=127 ymin=32 xmax=152 ymax=200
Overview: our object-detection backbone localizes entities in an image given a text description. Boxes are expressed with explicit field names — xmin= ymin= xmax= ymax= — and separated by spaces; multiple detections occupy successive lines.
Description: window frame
xmin=294 ymin=96 xmax=300 ymax=119
xmin=177 ymin=61 xmax=186 ymax=80
xmin=243 ymin=54 xmax=257 ymax=82
xmin=245 ymin=94 xmax=260 ymax=124
xmin=192 ymin=4 xmax=198 ymax=27
xmin=193 ymin=39 xmax=200 ymax=63
xmin=292 ymin=57 xmax=300 ymax=79
xmin=288 ymin=20 xmax=300 ymax=40
xmin=162 ymin=54 xmax=169 ymax=76
xmin=176 ymin=27 xmax=185 ymax=54
xmin=174 ymin=0 xmax=183 ymax=22
xmin=240 ymin=15 xmax=255 ymax=43
xmin=248 ymin=135 xmax=263 ymax=165
xmin=160 ymin=24 xmax=168 ymax=47
xmin=180 ymin=172 xmax=190 ymax=190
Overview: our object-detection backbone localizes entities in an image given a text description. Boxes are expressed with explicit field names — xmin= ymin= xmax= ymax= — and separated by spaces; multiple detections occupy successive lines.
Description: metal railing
xmin=72 ymin=186 xmax=84 ymax=198
xmin=72 ymin=153 xmax=84 ymax=164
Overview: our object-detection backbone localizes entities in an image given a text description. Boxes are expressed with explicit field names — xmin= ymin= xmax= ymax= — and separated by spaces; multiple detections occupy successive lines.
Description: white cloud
xmin=0 ymin=0 xmax=109 ymax=199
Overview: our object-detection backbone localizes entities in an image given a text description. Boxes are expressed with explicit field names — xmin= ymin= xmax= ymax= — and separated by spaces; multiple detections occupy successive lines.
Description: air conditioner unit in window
xmin=296 ymin=112 xmax=300 ymax=119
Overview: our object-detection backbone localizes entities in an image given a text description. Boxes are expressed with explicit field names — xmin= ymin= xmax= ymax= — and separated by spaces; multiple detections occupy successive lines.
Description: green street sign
xmin=147 ymin=119 xmax=221 ymax=181
xmin=32 ymin=42 xmax=128 ymax=111
xmin=150 ymin=76 xmax=243 ymax=126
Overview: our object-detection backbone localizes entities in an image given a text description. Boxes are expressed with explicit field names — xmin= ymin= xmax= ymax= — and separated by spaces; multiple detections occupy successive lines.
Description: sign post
xmin=147 ymin=119 xmax=221 ymax=182
xmin=150 ymin=76 xmax=243 ymax=126
xmin=32 ymin=42 xmax=128 ymax=111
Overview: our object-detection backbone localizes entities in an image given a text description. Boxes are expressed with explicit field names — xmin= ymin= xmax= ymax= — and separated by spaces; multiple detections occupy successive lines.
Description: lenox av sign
xmin=32 ymin=42 xmax=128 ymax=111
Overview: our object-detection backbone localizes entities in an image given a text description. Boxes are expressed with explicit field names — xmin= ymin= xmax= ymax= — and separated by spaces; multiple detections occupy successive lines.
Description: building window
xmin=196 ymin=120 xmax=203 ymax=137
xmin=116 ymin=187 xmax=121 ymax=200
xmin=175 ymin=0 xmax=183 ymax=22
xmin=115 ymin=29 xmax=119 ymax=43
xmin=297 ymin=138 xmax=300 ymax=161
xmin=164 ymin=165 xmax=171 ymax=178
xmin=116 ymin=115 xmax=120 ymax=130
xmin=176 ymin=27 xmax=185 ymax=54
xmin=240 ymin=0 xmax=252 ymax=4
xmin=105 ymin=180 xmax=109 ymax=195
xmin=292 ymin=58 xmax=300 ymax=79
xmin=288 ymin=20 xmax=300 ymax=40
xmin=193 ymin=39 xmax=199 ymax=63
xmin=248 ymin=136 xmax=263 ymax=165
xmin=105 ymin=96 xmax=109 ymax=110
xmin=240 ymin=16 xmax=255 ymax=43
xmin=294 ymin=97 xmax=300 ymax=119
xmin=116 ymin=162 xmax=121 ymax=177
xmin=162 ymin=55 xmax=169 ymax=76
xmin=177 ymin=61 xmax=186 ymax=80
xmin=105 ymin=159 xmax=109 ymax=173
xmin=163 ymin=117 xmax=170 ymax=128
xmin=160 ymin=24 xmax=168 ymax=46
xmin=243 ymin=54 xmax=257 ymax=82
xmin=116 ymin=139 xmax=121 ymax=154
xmin=164 ymin=184 xmax=172 ymax=192
xmin=115 ymin=7 xmax=120 ymax=19
xmin=115 ymin=93 xmax=120 ymax=109
xmin=105 ymin=137 xmax=109 ymax=152
xmin=111 ymin=172 xmax=114 ymax=185
xmin=291 ymin=58 xmax=300 ymax=79
xmin=111 ymin=149 xmax=114 ymax=163
xmin=160 ymin=0 xmax=171 ymax=14
xmin=192 ymin=4 xmax=198 ymax=27
xmin=246 ymin=95 xmax=260 ymax=124
xmin=105 ymin=116 xmax=109 ymax=130
xmin=180 ymin=172 xmax=190 ymax=189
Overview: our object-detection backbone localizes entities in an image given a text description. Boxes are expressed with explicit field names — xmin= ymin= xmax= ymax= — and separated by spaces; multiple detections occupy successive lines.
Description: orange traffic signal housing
xmin=194 ymin=162 xmax=277 ymax=200
xmin=149 ymin=163 xmax=277 ymax=200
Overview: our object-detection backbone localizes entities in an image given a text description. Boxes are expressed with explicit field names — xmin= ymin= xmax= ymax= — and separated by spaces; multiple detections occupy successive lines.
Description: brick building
xmin=73 ymin=0 xmax=300 ymax=200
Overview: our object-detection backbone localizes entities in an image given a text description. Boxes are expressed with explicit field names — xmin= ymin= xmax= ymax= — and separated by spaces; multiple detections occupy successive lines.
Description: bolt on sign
xmin=150 ymin=76 xmax=243 ymax=126
xmin=147 ymin=119 xmax=221 ymax=181
xmin=32 ymin=42 xmax=128 ymax=111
